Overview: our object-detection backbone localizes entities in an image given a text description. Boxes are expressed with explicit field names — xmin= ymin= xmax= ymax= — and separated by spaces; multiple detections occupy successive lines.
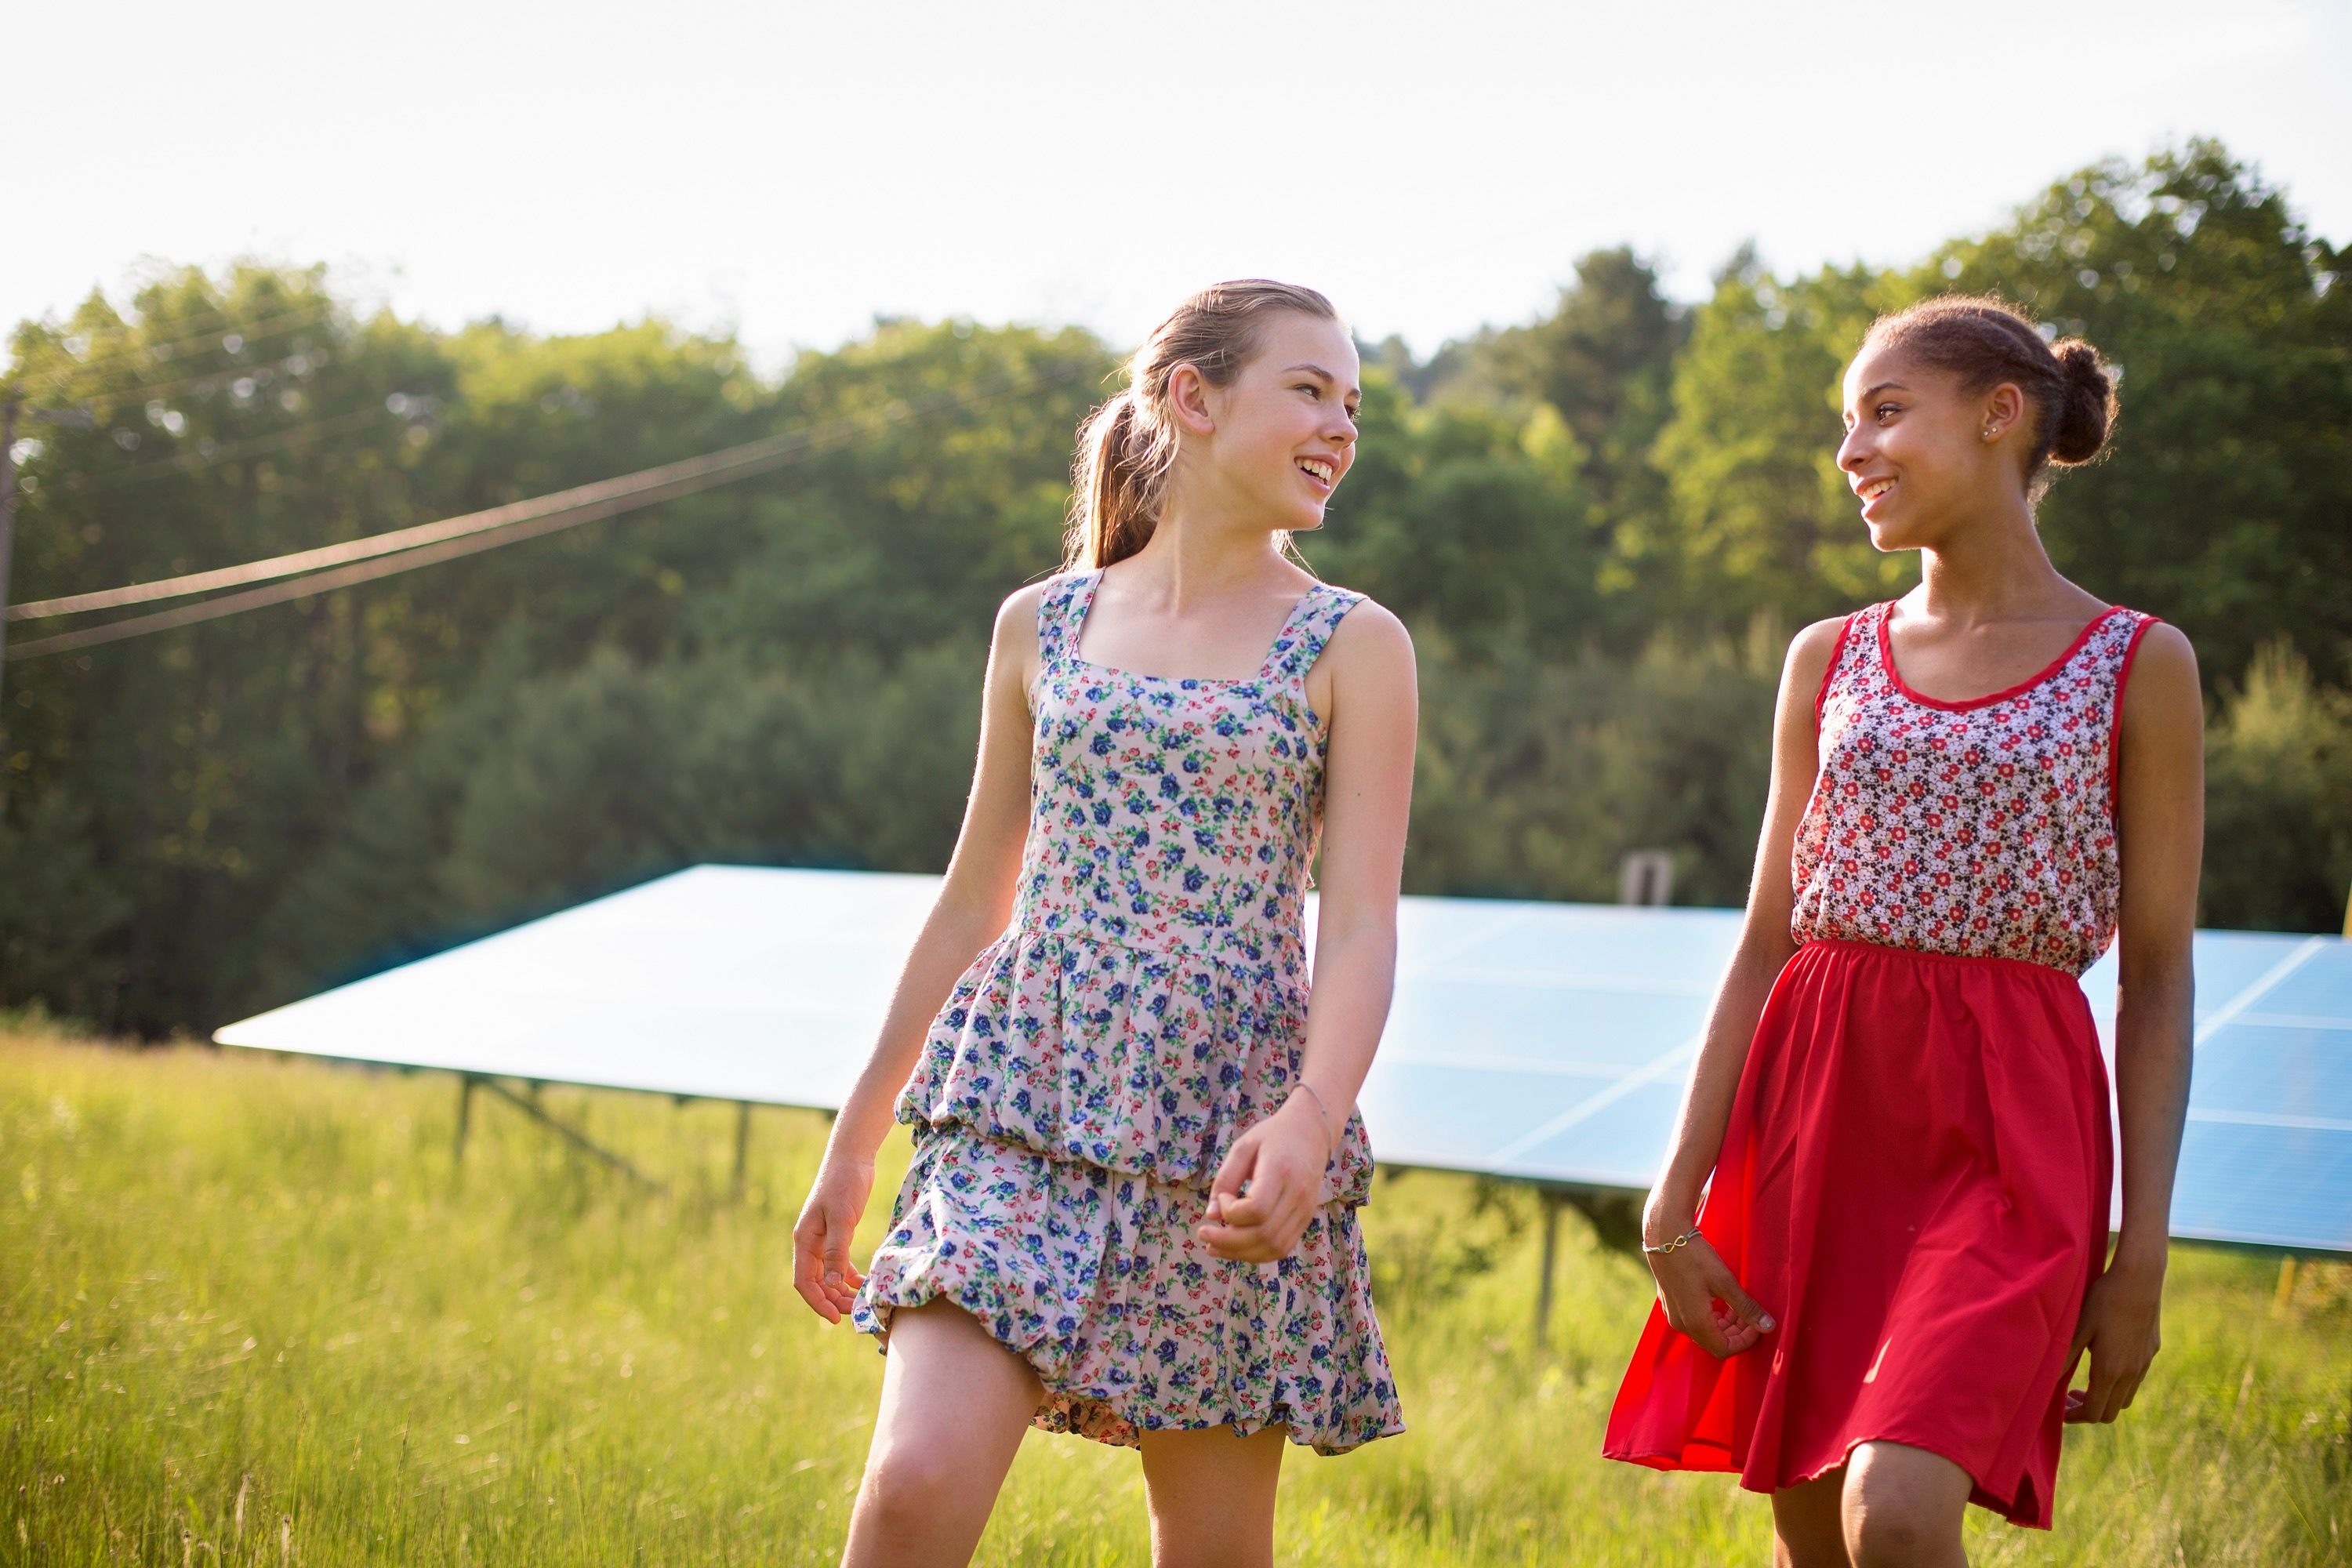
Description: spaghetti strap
xmin=1263 ymin=584 xmax=1364 ymax=684
xmin=1033 ymin=572 xmax=1094 ymax=669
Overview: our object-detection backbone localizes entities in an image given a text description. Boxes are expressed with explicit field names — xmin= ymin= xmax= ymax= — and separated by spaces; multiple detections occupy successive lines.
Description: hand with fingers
xmin=1196 ymin=1094 xmax=1334 ymax=1264
xmin=1643 ymin=1216 xmax=1777 ymax=1359
xmin=792 ymin=1153 xmax=875 ymax=1323
xmin=2065 ymin=1253 xmax=2164 ymax=1423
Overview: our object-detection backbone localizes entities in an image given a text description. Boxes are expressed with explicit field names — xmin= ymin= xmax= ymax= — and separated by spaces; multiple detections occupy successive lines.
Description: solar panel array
xmin=216 ymin=865 xmax=2352 ymax=1254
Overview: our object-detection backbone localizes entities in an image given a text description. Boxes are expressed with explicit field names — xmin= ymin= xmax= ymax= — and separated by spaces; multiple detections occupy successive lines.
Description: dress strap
xmin=1814 ymin=602 xmax=1886 ymax=724
xmin=1035 ymin=571 xmax=1098 ymax=668
xmin=1262 ymin=583 xmax=1365 ymax=684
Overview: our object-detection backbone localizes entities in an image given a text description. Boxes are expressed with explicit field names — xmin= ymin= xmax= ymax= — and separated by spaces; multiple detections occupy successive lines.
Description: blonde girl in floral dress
xmin=792 ymin=281 xmax=1416 ymax=1568
xmin=1605 ymin=296 xmax=2204 ymax=1566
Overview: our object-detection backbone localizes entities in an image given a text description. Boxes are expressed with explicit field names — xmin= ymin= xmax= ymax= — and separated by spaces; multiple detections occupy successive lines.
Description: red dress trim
xmin=1875 ymin=604 xmax=2125 ymax=713
xmin=1813 ymin=614 xmax=1857 ymax=728
xmin=2104 ymin=615 xmax=2161 ymax=819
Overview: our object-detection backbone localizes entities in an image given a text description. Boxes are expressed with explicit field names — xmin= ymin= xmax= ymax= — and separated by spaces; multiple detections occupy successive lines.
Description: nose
xmin=1836 ymin=421 xmax=1871 ymax=474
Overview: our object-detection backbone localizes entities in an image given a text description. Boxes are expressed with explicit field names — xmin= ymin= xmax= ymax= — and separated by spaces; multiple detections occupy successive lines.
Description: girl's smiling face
xmin=1837 ymin=343 xmax=2027 ymax=551
xmin=1183 ymin=310 xmax=1361 ymax=534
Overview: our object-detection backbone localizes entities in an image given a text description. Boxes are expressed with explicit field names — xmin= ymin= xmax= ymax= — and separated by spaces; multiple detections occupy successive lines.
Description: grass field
xmin=4 ymin=1022 xmax=2347 ymax=1566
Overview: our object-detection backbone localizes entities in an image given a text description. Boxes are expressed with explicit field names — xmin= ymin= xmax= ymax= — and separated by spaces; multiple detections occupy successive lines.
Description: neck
xmin=1123 ymin=488 xmax=1298 ymax=608
xmin=1914 ymin=491 xmax=2068 ymax=624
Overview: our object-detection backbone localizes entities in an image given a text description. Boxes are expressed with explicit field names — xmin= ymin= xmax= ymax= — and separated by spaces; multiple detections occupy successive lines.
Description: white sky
xmin=9 ymin=1 xmax=2347 ymax=371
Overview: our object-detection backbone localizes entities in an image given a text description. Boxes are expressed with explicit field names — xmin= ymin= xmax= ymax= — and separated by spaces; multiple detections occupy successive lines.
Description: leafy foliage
xmin=2 ymin=140 xmax=2347 ymax=1034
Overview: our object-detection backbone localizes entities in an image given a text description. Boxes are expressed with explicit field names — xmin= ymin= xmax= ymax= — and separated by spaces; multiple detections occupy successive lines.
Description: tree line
xmin=2 ymin=139 xmax=2346 ymax=1038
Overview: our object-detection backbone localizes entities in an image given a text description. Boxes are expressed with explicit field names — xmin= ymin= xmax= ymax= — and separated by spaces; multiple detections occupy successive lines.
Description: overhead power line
xmin=5 ymin=364 xmax=1081 ymax=660
xmin=56 ymin=353 xmax=314 ymax=410
xmin=5 ymin=303 xmax=336 ymax=395
xmin=48 ymin=405 xmax=392 ymax=492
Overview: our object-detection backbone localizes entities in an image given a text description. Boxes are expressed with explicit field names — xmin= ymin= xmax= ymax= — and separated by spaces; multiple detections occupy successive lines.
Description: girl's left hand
xmin=1196 ymin=1097 xmax=1331 ymax=1262
xmin=2066 ymin=1251 xmax=2165 ymax=1422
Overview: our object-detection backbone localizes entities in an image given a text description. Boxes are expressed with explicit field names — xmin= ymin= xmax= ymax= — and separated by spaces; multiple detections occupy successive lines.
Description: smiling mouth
xmin=1857 ymin=477 xmax=1896 ymax=506
xmin=1296 ymin=457 xmax=1335 ymax=488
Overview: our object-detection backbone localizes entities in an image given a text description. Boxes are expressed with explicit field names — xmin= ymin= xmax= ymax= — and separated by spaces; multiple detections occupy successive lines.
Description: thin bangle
xmin=1290 ymin=1080 xmax=1339 ymax=1154
xmin=1642 ymin=1227 xmax=1704 ymax=1256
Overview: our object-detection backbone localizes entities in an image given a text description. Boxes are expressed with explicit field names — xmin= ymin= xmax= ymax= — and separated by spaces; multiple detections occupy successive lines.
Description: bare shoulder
xmin=1324 ymin=593 xmax=1416 ymax=676
xmin=2122 ymin=621 xmax=2201 ymax=722
xmin=990 ymin=578 xmax=1055 ymax=652
xmin=1783 ymin=613 xmax=1853 ymax=693
xmin=996 ymin=578 xmax=1054 ymax=632
xmin=985 ymin=578 xmax=1062 ymax=698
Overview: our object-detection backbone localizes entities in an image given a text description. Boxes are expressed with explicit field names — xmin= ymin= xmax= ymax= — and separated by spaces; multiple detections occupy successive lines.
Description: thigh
xmin=1772 ymin=1466 xmax=1852 ymax=1568
xmin=1137 ymin=1424 xmax=1287 ymax=1568
xmin=843 ymin=1301 xmax=1044 ymax=1568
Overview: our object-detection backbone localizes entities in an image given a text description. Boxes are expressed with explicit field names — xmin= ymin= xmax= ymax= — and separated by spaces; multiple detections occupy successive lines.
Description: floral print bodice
xmin=895 ymin=569 xmax=1372 ymax=1200
xmin=1790 ymin=600 xmax=2157 ymax=975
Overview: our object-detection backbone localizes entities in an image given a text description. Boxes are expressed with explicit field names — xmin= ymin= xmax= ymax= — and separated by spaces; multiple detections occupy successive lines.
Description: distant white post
xmin=1618 ymin=850 xmax=1674 ymax=908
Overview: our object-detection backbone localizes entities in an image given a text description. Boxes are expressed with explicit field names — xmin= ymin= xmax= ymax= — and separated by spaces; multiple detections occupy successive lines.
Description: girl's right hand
xmin=792 ymin=1154 xmax=875 ymax=1323
xmin=1646 ymin=1226 xmax=1776 ymax=1359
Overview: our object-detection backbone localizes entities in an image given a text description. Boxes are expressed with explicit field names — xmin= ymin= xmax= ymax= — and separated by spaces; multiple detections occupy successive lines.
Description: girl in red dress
xmin=1604 ymin=296 xmax=2204 ymax=1566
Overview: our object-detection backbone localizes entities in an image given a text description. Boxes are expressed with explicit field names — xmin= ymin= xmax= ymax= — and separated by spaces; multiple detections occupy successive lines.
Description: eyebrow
xmin=1282 ymin=363 xmax=1363 ymax=400
xmin=1858 ymin=381 xmax=1911 ymax=401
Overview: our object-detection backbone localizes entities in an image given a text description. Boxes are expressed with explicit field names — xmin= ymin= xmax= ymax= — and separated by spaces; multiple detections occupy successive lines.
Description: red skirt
xmin=1602 ymin=938 xmax=2112 ymax=1529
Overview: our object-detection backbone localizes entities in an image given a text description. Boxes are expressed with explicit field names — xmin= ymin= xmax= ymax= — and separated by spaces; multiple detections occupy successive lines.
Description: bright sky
xmin=9 ymin=1 xmax=2347 ymax=370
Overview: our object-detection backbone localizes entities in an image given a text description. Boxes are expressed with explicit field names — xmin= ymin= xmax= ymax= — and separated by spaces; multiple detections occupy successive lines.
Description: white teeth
xmin=1860 ymin=478 xmax=1895 ymax=502
xmin=1299 ymin=459 xmax=1334 ymax=484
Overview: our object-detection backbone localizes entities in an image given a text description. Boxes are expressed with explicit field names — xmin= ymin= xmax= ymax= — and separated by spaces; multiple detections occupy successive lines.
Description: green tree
xmin=2201 ymin=644 xmax=2352 ymax=933
xmin=1638 ymin=252 xmax=1917 ymax=630
xmin=1930 ymin=140 xmax=2352 ymax=683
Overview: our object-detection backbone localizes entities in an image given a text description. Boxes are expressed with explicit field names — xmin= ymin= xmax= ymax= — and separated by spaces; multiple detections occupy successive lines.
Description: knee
xmin=1842 ymin=1481 xmax=1948 ymax=1568
xmin=855 ymin=1438 xmax=964 ymax=1537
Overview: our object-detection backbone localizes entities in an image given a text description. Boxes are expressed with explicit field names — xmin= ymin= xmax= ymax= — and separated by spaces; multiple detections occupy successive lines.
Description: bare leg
xmin=1137 ymin=1423 xmax=1287 ymax=1568
xmin=840 ymin=1301 xmax=1044 ymax=1568
xmin=1842 ymin=1441 xmax=1973 ymax=1568
xmin=1773 ymin=1466 xmax=1852 ymax=1568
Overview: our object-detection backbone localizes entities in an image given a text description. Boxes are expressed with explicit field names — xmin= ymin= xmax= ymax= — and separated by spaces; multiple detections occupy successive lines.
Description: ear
xmin=1166 ymin=363 xmax=1217 ymax=437
xmin=1982 ymin=382 xmax=2027 ymax=443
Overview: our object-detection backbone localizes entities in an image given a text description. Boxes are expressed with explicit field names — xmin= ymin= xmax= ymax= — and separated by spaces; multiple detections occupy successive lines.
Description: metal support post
xmin=1535 ymin=1189 xmax=1564 ymax=1345
xmin=452 ymin=1074 xmax=477 ymax=1168
xmin=477 ymin=1076 xmax=666 ymax=1192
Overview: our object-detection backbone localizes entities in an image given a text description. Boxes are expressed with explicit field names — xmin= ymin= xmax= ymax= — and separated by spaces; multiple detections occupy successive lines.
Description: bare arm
xmin=2069 ymin=622 xmax=2201 ymax=1421
xmin=1639 ymin=615 xmax=1845 ymax=1356
xmin=1198 ymin=604 xmax=1418 ymax=1262
xmin=791 ymin=584 xmax=1044 ymax=1322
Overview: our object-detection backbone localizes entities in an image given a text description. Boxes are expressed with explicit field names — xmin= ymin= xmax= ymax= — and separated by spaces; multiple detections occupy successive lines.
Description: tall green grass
xmin=3 ymin=1025 xmax=2345 ymax=1565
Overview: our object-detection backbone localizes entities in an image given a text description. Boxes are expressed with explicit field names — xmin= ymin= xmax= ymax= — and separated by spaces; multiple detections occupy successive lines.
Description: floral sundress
xmin=849 ymin=568 xmax=1404 ymax=1454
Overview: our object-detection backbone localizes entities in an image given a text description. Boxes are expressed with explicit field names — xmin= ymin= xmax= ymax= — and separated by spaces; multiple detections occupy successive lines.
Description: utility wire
xmin=45 ymin=406 xmax=392 ymax=492
xmin=56 ymin=353 xmax=314 ymax=409
xmin=6 ymin=364 xmax=1081 ymax=659
xmin=5 ymin=303 xmax=335 ymax=394
xmin=11 ymin=387 xmax=916 ymax=621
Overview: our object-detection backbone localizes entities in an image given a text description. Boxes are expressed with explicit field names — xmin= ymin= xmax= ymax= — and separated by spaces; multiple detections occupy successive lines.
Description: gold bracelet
xmin=1642 ymin=1227 xmax=1703 ymax=1256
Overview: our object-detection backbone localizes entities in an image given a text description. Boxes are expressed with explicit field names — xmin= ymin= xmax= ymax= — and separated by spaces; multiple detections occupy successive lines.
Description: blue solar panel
xmin=216 ymin=866 xmax=2352 ymax=1256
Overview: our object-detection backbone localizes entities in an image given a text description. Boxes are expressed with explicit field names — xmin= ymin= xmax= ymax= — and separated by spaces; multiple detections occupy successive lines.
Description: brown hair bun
xmin=2047 ymin=339 xmax=2117 ymax=466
